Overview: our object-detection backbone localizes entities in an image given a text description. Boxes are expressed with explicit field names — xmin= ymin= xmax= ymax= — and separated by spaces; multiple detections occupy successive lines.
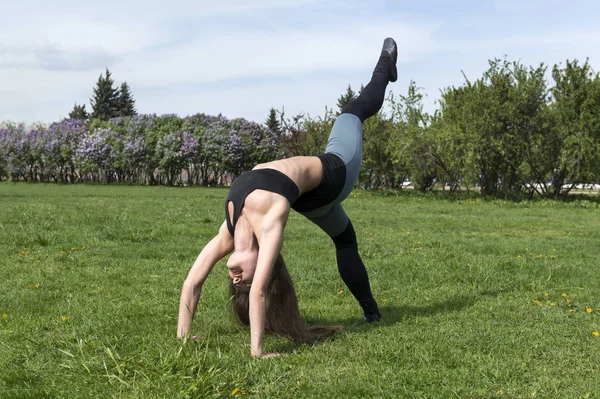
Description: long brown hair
xmin=229 ymin=254 xmax=342 ymax=344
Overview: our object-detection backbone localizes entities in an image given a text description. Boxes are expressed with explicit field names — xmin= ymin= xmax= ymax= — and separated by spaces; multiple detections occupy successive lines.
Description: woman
xmin=177 ymin=38 xmax=398 ymax=358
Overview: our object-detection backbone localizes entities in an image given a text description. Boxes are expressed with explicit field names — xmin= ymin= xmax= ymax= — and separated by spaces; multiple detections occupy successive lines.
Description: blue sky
xmin=2 ymin=0 xmax=599 ymax=124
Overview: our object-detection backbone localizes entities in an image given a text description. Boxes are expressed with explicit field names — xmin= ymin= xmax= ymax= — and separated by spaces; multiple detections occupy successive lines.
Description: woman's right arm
xmin=177 ymin=221 xmax=234 ymax=339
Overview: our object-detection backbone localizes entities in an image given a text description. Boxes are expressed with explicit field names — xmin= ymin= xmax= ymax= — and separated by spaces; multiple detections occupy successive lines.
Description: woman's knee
xmin=331 ymin=220 xmax=357 ymax=250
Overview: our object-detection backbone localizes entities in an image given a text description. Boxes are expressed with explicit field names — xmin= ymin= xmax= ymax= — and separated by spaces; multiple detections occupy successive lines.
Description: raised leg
xmin=341 ymin=37 xmax=397 ymax=122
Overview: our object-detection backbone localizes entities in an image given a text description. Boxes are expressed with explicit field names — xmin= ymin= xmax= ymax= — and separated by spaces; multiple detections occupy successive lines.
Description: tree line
xmin=69 ymin=69 xmax=137 ymax=121
xmin=1 ymin=57 xmax=599 ymax=198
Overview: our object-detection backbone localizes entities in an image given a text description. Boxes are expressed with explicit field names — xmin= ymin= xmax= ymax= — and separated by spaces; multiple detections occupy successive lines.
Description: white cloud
xmin=0 ymin=44 xmax=116 ymax=71
xmin=114 ymin=21 xmax=439 ymax=87
xmin=1 ymin=14 xmax=161 ymax=53
xmin=0 ymin=4 xmax=440 ymax=123
xmin=2 ymin=0 xmax=599 ymax=125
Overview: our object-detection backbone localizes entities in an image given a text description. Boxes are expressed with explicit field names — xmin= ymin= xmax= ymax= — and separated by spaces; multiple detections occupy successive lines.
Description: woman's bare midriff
xmin=252 ymin=156 xmax=323 ymax=194
xmin=228 ymin=156 xmax=323 ymax=236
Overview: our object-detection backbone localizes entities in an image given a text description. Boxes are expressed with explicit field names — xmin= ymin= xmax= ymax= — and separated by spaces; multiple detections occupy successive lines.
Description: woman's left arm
xmin=248 ymin=211 xmax=286 ymax=358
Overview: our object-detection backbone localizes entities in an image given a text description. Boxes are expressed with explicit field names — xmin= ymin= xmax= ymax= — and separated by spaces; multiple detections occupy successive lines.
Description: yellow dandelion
xmin=525 ymin=248 xmax=529 ymax=252
xmin=498 ymin=389 xmax=504 ymax=395
xmin=232 ymin=388 xmax=240 ymax=395
xmin=383 ymin=298 xmax=387 ymax=303
xmin=516 ymin=255 xmax=521 ymax=259
xmin=407 ymin=231 xmax=411 ymax=235
xmin=82 ymin=246 xmax=86 ymax=251
xmin=586 ymin=307 xmax=593 ymax=314
xmin=550 ymin=303 xmax=556 ymax=307
xmin=535 ymin=300 xmax=540 ymax=305
xmin=338 ymin=289 xmax=344 ymax=295
xmin=593 ymin=331 xmax=599 ymax=337
xmin=551 ymin=255 xmax=556 ymax=259
xmin=71 ymin=247 xmax=77 ymax=251
xmin=2 ymin=313 xmax=7 ymax=319
xmin=552 ymin=248 xmax=556 ymax=252
xmin=544 ymin=293 xmax=549 ymax=297
xmin=508 ymin=299 xmax=513 ymax=303
xmin=569 ymin=309 xmax=575 ymax=313
xmin=561 ymin=293 xmax=567 ymax=297
xmin=61 ymin=315 xmax=68 ymax=321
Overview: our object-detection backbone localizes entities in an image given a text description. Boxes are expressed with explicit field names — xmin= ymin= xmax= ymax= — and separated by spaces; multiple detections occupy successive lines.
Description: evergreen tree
xmin=117 ymin=82 xmax=137 ymax=117
xmin=337 ymin=85 xmax=356 ymax=114
xmin=90 ymin=68 xmax=120 ymax=121
xmin=68 ymin=103 xmax=89 ymax=120
xmin=264 ymin=107 xmax=282 ymax=136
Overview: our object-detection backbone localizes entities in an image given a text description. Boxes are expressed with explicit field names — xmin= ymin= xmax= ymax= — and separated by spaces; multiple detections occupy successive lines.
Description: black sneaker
xmin=363 ymin=311 xmax=381 ymax=323
xmin=381 ymin=37 xmax=398 ymax=82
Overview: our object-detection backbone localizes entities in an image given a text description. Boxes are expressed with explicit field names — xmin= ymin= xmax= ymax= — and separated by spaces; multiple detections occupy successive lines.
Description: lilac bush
xmin=180 ymin=131 xmax=202 ymax=185
xmin=106 ymin=115 xmax=155 ymax=183
xmin=155 ymin=129 xmax=186 ymax=185
xmin=75 ymin=128 xmax=115 ymax=182
xmin=42 ymin=119 xmax=88 ymax=182
xmin=223 ymin=118 xmax=279 ymax=179
xmin=0 ymin=113 xmax=281 ymax=185
xmin=0 ymin=127 xmax=7 ymax=179
xmin=0 ymin=123 xmax=36 ymax=181
xmin=182 ymin=113 xmax=231 ymax=185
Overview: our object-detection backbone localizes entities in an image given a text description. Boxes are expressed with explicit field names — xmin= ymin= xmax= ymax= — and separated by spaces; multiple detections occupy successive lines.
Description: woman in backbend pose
xmin=177 ymin=38 xmax=398 ymax=358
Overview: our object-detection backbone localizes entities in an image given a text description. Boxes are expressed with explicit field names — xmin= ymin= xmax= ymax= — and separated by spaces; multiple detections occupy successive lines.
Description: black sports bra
xmin=225 ymin=169 xmax=300 ymax=236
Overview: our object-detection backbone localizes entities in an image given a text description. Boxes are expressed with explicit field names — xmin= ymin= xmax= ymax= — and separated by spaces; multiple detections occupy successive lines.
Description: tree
xmin=264 ymin=107 xmax=282 ymax=137
xmin=117 ymin=82 xmax=137 ymax=117
xmin=358 ymin=84 xmax=365 ymax=95
xmin=388 ymin=82 xmax=435 ymax=191
xmin=337 ymin=85 xmax=356 ymax=114
xmin=68 ymin=104 xmax=89 ymax=120
xmin=90 ymin=68 xmax=120 ymax=121
xmin=436 ymin=59 xmax=548 ymax=198
xmin=547 ymin=59 xmax=600 ymax=197
xmin=361 ymin=111 xmax=399 ymax=190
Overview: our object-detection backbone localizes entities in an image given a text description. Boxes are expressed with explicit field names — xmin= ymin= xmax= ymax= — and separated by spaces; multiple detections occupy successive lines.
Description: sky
xmin=1 ymin=0 xmax=600 ymax=125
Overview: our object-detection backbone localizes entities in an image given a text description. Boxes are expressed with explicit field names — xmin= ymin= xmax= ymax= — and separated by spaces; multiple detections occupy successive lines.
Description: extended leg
xmin=342 ymin=37 xmax=397 ymax=122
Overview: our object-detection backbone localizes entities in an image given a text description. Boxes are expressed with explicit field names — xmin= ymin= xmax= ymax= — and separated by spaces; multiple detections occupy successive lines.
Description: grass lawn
xmin=1 ymin=183 xmax=599 ymax=398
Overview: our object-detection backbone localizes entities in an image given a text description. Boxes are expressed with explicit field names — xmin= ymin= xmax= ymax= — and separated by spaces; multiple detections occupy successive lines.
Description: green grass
xmin=1 ymin=183 xmax=599 ymax=398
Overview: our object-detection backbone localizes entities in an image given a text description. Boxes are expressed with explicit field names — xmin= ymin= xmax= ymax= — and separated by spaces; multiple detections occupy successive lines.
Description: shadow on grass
xmin=226 ymin=289 xmax=513 ymax=355
xmin=307 ymin=288 xmax=512 ymax=333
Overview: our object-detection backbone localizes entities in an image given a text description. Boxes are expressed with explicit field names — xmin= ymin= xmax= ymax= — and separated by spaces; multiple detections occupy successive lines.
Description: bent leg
xmin=331 ymin=218 xmax=380 ymax=321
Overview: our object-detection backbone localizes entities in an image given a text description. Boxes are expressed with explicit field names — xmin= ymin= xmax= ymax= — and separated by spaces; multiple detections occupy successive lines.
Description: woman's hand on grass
xmin=257 ymin=352 xmax=281 ymax=359
xmin=178 ymin=334 xmax=202 ymax=343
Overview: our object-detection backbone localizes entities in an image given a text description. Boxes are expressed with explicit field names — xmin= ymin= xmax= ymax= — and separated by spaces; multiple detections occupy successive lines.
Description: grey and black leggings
xmin=298 ymin=55 xmax=394 ymax=317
